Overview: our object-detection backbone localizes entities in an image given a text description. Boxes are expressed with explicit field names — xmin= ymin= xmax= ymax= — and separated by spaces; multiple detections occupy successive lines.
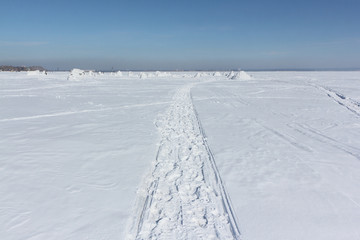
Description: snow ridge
xmin=315 ymin=85 xmax=360 ymax=116
xmin=127 ymin=83 xmax=240 ymax=240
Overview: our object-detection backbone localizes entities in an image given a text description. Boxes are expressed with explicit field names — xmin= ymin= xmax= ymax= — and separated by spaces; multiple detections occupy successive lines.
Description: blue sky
xmin=1 ymin=0 xmax=359 ymax=70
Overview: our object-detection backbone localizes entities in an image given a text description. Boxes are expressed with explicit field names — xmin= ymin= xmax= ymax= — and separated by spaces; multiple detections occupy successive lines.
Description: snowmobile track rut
xmin=127 ymin=82 xmax=241 ymax=240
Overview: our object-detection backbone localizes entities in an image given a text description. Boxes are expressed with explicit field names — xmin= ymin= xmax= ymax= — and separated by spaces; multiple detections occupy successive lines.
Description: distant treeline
xmin=0 ymin=65 xmax=46 ymax=72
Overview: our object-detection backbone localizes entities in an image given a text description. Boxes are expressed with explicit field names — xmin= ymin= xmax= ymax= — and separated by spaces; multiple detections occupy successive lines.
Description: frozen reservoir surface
xmin=0 ymin=71 xmax=360 ymax=239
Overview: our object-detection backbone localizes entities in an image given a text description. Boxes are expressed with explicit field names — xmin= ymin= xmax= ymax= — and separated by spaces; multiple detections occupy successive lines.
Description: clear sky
xmin=1 ymin=0 xmax=359 ymax=70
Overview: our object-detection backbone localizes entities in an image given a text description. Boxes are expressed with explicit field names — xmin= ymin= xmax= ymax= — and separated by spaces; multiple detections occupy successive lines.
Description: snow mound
xmin=128 ymin=71 xmax=138 ymax=77
xmin=147 ymin=73 xmax=156 ymax=78
xmin=230 ymin=71 xmax=252 ymax=80
xmin=67 ymin=69 xmax=100 ymax=80
xmin=155 ymin=71 xmax=172 ymax=77
xmin=194 ymin=72 xmax=203 ymax=78
xmin=213 ymin=72 xmax=222 ymax=77
xmin=195 ymin=72 xmax=211 ymax=78
xmin=226 ymin=71 xmax=235 ymax=78
xmin=87 ymin=71 xmax=97 ymax=76
xmin=139 ymin=72 xmax=147 ymax=79
xmin=71 ymin=68 xmax=85 ymax=76
xmin=67 ymin=68 xmax=86 ymax=81
xmin=116 ymin=71 xmax=123 ymax=76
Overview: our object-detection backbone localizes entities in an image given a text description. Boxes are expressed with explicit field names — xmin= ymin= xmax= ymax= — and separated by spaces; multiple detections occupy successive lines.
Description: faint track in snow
xmin=127 ymin=82 xmax=240 ymax=240
xmin=0 ymin=101 xmax=171 ymax=123
xmin=289 ymin=123 xmax=360 ymax=161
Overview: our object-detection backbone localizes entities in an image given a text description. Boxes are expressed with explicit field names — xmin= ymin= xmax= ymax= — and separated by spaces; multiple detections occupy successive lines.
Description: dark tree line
xmin=0 ymin=65 xmax=46 ymax=72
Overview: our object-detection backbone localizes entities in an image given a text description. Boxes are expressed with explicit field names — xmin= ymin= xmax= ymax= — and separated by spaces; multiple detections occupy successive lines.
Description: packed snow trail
xmin=127 ymin=83 xmax=240 ymax=240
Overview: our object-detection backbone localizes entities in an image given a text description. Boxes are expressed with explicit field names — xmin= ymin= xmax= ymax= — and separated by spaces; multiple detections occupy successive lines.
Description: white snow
xmin=192 ymin=71 xmax=360 ymax=240
xmin=27 ymin=70 xmax=47 ymax=76
xmin=1 ymin=71 xmax=360 ymax=240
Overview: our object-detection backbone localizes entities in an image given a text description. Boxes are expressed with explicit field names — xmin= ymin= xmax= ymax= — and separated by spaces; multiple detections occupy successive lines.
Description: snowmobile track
xmin=127 ymin=83 xmax=241 ymax=240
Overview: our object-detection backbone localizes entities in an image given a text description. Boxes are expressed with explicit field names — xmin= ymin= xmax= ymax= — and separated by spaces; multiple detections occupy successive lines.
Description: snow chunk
xmin=213 ymin=72 xmax=222 ymax=77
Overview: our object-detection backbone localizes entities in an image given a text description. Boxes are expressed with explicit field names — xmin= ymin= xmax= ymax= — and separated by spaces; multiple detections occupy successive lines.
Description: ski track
xmin=127 ymin=83 xmax=240 ymax=240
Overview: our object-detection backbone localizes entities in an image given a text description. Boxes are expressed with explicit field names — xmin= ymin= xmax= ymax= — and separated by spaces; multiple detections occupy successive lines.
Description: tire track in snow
xmin=127 ymin=83 xmax=240 ymax=240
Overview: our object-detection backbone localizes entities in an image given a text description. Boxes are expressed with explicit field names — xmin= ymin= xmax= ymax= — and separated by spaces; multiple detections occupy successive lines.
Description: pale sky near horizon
xmin=1 ymin=0 xmax=359 ymax=70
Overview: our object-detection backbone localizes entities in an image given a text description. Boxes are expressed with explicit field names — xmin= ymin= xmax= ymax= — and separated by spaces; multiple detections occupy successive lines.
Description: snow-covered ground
xmin=1 ymin=71 xmax=360 ymax=239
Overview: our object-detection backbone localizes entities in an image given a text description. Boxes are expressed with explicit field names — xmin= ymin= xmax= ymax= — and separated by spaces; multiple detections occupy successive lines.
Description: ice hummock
xmin=155 ymin=71 xmax=172 ymax=77
xmin=229 ymin=71 xmax=252 ymax=80
xmin=67 ymin=68 xmax=85 ymax=81
xmin=139 ymin=72 xmax=147 ymax=79
xmin=67 ymin=69 xmax=98 ymax=80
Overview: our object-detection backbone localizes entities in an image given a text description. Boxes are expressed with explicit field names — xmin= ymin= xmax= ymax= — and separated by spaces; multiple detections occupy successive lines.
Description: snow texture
xmin=1 ymin=71 xmax=360 ymax=240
